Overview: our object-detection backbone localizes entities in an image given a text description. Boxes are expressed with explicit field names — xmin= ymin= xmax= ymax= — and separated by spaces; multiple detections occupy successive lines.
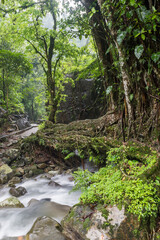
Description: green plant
xmin=72 ymin=145 xmax=160 ymax=222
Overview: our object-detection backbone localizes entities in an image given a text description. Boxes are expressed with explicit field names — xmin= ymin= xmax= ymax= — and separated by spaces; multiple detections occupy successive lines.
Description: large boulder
xmin=62 ymin=204 xmax=147 ymax=240
xmin=16 ymin=118 xmax=30 ymax=130
xmin=0 ymin=197 xmax=24 ymax=208
xmin=26 ymin=216 xmax=68 ymax=240
xmin=0 ymin=164 xmax=13 ymax=184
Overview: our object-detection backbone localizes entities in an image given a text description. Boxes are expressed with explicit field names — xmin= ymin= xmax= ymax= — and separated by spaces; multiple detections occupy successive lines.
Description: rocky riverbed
xmin=0 ymin=124 xmax=157 ymax=240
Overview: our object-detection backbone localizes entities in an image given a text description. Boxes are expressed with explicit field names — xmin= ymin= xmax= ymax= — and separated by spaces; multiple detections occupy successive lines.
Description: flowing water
xmin=0 ymin=173 xmax=81 ymax=239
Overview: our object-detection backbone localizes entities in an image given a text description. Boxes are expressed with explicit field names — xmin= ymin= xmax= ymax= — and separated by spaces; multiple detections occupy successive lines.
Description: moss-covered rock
xmin=0 ymin=164 xmax=13 ymax=184
xmin=0 ymin=197 xmax=24 ymax=208
xmin=26 ymin=216 xmax=68 ymax=240
xmin=62 ymin=204 xmax=147 ymax=240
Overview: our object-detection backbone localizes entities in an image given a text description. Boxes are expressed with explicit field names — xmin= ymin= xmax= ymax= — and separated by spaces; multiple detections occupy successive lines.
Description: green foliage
xmin=73 ymin=145 xmax=160 ymax=221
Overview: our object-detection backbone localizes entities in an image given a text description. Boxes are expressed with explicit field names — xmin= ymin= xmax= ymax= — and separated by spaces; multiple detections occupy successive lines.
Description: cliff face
xmin=56 ymin=77 xmax=104 ymax=124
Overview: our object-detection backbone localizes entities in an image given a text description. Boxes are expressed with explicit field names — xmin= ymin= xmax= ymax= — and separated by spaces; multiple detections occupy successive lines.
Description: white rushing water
xmin=0 ymin=174 xmax=81 ymax=239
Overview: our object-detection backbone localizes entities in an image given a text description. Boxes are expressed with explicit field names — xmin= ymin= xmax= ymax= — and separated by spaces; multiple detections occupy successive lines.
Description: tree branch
xmin=0 ymin=1 xmax=46 ymax=14
xmin=24 ymin=38 xmax=47 ymax=62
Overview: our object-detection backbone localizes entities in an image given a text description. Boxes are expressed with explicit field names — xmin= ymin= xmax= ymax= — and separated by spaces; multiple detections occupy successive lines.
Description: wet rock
xmin=26 ymin=216 xmax=67 ymax=240
xmin=9 ymin=186 xmax=27 ymax=197
xmin=14 ymin=167 xmax=24 ymax=177
xmin=48 ymin=180 xmax=61 ymax=187
xmin=24 ymin=157 xmax=33 ymax=165
xmin=25 ymin=166 xmax=43 ymax=178
xmin=37 ymin=163 xmax=47 ymax=169
xmin=8 ymin=176 xmax=21 ymax=187
xmin=0 ymin=174 xmax=8 ymax=184
xmin=5 ymin=149 xmax=19 ymax=160
xmin=0 ymin=164 xmax=13 ymax=184
xmin=40 ymin=174 xmax=52 ymax=180
xmin=48 ymin=170 xmax=60 ymax=176
xmin=2 ymin=157 xmax=11 ymax=165
xmin=62 ymin=204 xmax=147 ymax=240
xmin=0 ymin=197 xmax=24 ymax=208
xmin=68 ymin=176 xmax=74 ymax=182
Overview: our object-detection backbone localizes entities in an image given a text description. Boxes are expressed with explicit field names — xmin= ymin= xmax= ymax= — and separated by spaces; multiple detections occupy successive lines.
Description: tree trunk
xmin=2 ymin=69 xmax=6 ymax=103
xmin=96 ymin=0 xmax=136 ymax=137
xmin=82 ymin=0 xmax=117 ymax=111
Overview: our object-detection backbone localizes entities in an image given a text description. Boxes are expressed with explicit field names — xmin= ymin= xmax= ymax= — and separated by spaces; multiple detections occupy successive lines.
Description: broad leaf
xmin=151 ymin=52 xmax=160 ymax=63
xmin=117 ymin=31 xmax=127 ymax=45
xmin=134 ymin=45 xmax=144 ymax=59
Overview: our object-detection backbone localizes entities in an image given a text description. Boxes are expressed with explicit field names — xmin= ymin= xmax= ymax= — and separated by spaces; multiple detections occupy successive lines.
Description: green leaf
xmin=141 ymin=34 xmax=145 ymax=40
xmin=117 ymin=31 xmax=127 ymax=45
xmin=130 ymin=0 xmax=135 ymax=6
xmin=130 ymin=94 xmax=134 ymax=101
xmin=106 ymin=86 xmax=113 ymax=96
xmin=134 ymin=45 xmax=144 ymax=59
xmin=151 ymin=52 xmax=160 ymax=63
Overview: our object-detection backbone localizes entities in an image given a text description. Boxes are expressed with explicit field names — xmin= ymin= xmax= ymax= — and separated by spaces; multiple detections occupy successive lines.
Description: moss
xmin=83 ymin=217 xmax=91 ymax=231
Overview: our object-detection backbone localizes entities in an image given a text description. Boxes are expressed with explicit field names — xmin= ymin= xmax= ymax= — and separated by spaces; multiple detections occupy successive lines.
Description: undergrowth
xmin=72 ymin=144 xmax=160 ymax=225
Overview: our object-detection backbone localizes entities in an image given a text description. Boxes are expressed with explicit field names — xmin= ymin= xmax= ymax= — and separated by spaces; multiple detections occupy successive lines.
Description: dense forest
xmin=0 ymin=0 xmax=160 ymax=239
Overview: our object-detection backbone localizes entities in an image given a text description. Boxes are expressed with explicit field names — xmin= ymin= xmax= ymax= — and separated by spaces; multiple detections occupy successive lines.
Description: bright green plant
xmin=73 ymin=145 xmax=160 ymax=221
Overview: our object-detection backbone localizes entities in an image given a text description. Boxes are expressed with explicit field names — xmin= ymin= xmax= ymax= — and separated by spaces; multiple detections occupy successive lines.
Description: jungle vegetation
xmin=0 ymin=0 xmax=160 ymax=238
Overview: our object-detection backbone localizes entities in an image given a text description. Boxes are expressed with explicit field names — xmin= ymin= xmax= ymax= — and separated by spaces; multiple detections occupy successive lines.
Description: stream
xmin=0 ymin=125 xmax=81 ymax=239
xmin=0 ymin=173 xmax=81 ymax=239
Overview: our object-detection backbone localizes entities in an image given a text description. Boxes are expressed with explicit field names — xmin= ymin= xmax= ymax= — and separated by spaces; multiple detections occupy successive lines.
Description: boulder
xmin=26 ymin=216 xmax=68 ymax=240
xmin=0 ymin=164 xmax=13 ymax=184
xmin=37 ymin=163 xmax=47 ymax=169
xmin=5 ymin=149 xmax=19 ymax=161
xmin=16 ymin=118 xmax=30 ymax=130
xmin=9 ymin=186 xmax=27 ymax=197
xmin=0 ymin=197 xmax=24 ymax=208
xmin=48 ymin=180 xmax=61 ymax=187
xmin=8 ymin=176 xmax=21 ymax=187
xmin=62 ymin=204 xmax=147 ymax=240
xmin=14 ymin=167 xmax=24 ymax=177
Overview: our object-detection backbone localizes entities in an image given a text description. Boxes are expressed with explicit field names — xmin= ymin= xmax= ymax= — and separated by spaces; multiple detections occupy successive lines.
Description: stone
xmin=9 ymin=186 xmax=27 ymax=197
xmin=48 ymin=180 xmax=61 ymax=187
xmin=0 ymin=197 xmax=24 ymax=208
xmin=37 ymin=163 xmax=47 ymax=169
xmin=2 ymin=157 xmax=11 ymax=165
xmin=48 ymin=170 xmax=60 ymax=176
xmin=62 ymin=204 xmax=147 ymax=240
xmin=8 ymin=177 xmax=21 ymax=187
xmin=5 ymin=149 xmax=19 ymax=160
xmin=26 ymin=216 xmax=67 ymax=240
xmin=15 ymin=167 xmax=24 ymax=177
xmin=0 ymin=164 xmax=13 ymax=184
xmin=24 ymin=157 xmax=33 ymax=165
xmin=16 ymin=118 xmax=30 ymax=130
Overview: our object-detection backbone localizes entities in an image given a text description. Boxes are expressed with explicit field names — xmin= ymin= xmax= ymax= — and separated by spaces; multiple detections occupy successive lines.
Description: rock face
xmin=0 ymin=164 xmax=13 ymax=184
xmin=26 ymin=216 xmax=67 ymax=240
xmin=62 ymin=204 xmax=147 ymax=240
xmin=0 ymin=197 xmax=24 ymax=208
xmin=56 ymin=77 xmax=103 ymax=124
